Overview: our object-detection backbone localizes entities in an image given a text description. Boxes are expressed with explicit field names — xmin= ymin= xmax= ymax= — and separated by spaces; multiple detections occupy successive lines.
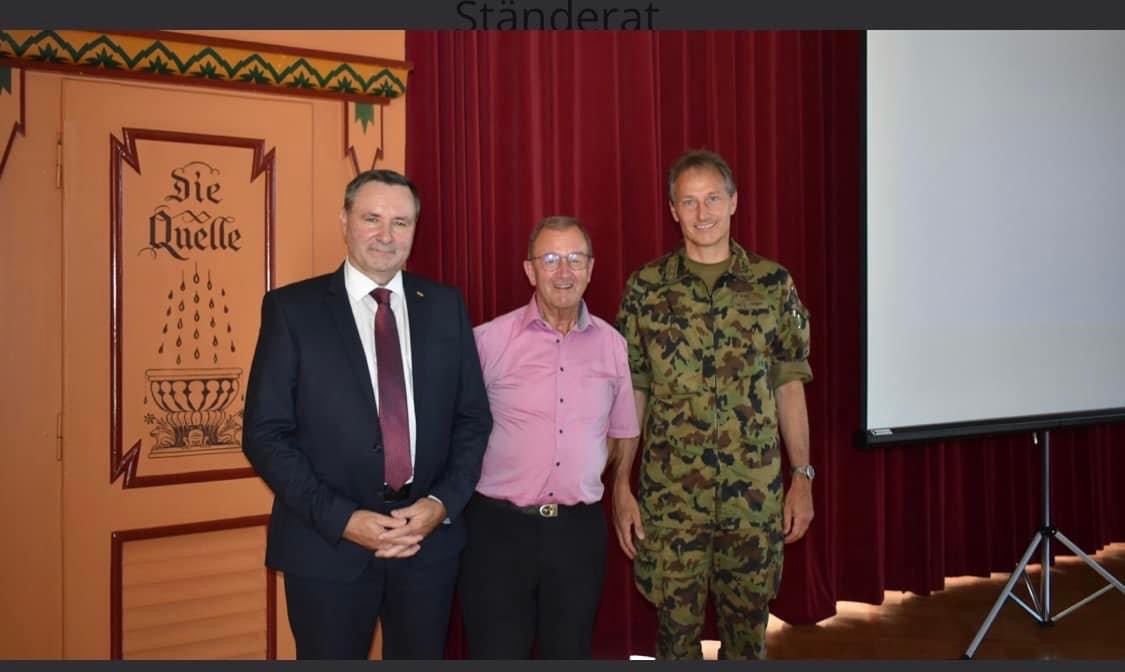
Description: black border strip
xmin=5 ymin=2 xmax=1125 ymax=29
xmin=858 ymin=407 xmax=1125 ymax=447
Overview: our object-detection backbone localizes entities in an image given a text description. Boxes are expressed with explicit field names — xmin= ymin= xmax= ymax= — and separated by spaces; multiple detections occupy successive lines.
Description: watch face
xmin=794 ymin=465 xmax=815 ymax=479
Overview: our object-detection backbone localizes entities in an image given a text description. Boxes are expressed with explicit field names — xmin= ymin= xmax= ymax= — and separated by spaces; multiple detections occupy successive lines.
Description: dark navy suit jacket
xmin=242 ymin=264 xmax=492 ymax=580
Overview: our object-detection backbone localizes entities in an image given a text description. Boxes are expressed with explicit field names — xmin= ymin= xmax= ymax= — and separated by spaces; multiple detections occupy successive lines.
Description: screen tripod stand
xmin=964 ymin=429 xmax=1125 ymax=658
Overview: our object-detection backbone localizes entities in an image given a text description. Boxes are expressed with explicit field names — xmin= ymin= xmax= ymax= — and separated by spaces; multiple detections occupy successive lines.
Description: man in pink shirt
xmin=458 ymin=216 xmax=640 ymax=659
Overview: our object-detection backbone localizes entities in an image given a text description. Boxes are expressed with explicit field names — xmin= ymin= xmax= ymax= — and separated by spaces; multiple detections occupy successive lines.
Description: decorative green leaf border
xmin=0 ymin=30 xmax=410 ymax=104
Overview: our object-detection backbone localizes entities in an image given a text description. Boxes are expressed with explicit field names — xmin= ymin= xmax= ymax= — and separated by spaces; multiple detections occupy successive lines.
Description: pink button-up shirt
xmin=473 ymin=296 xmax=640 ymax=506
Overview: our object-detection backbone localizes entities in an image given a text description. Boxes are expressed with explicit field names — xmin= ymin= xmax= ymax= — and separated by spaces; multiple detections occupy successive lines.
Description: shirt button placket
xmin=555 ymin=336 xmax=571 ymax=495
xmin=554 ymin=336 xmax=564 ymax=495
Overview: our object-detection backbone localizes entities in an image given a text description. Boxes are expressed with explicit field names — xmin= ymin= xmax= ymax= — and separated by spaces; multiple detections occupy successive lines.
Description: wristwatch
xmin=791 ymin=464 xmax=815 ymax=481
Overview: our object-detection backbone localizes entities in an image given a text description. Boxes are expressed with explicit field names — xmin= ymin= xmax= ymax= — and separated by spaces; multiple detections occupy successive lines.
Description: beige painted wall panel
xmin=0 ymin=69 xmax=64 ymax=659
xmin=127 ymin=632 xmax=265 ymax=660
xmin=125 ymin=591 xmax=263 ymax=628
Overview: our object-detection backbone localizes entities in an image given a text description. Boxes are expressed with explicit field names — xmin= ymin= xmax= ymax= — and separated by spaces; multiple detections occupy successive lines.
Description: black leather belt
xmin=383 ymin=483 xmax=411 ymax=503
xmin=518 ymin=502 xmax=560 ymax=518
xmin=477 ymin=493 xmax=592 ymax=519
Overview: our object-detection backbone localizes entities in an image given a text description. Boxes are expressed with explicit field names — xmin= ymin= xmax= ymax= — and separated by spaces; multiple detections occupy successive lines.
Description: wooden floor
xmin=707 ymin=543 xmax=1125 ymax=660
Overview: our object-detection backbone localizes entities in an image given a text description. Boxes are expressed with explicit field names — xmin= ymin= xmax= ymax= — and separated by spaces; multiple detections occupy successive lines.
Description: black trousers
xmin=457 ymin=493 xmax=608 ymax=659
xmin=283 ymin=496 xmax=461 ymax=660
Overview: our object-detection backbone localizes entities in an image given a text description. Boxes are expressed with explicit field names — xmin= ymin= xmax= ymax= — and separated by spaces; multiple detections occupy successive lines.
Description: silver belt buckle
xmin=538 ymin=503 xmax=558 ymax=518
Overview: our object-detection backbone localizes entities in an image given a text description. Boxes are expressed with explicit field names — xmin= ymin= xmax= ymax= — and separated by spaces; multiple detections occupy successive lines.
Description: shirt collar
xmin=344 ymin=258 xmax=405 ymax=303
xmin=519 ymin=293 xmax=592 ymax=333
xmin=659 ymin=239 xmax=757 ymax=285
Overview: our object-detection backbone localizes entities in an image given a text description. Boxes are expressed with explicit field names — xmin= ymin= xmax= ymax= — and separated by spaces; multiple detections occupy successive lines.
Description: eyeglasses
xmin=529 ymin=251 xmax=592 ymax=271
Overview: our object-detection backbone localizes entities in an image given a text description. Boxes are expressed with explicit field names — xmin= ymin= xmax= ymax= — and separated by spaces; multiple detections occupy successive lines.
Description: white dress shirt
xmin=343 ymin=260 xmax=417 ymax=474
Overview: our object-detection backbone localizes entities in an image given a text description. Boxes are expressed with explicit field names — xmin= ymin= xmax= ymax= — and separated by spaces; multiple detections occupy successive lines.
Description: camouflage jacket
xmin=615 ymin=241 xmax=812 ymax=530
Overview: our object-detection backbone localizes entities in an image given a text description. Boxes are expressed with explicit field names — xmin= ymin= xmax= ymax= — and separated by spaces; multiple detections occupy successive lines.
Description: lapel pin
xmin=416 ymin=290 xmax=424 ymax=298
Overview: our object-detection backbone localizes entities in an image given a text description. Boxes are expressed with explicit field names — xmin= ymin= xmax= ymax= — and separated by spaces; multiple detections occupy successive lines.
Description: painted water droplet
xmin=167 ymin=290 xmax=173 ymax=300
xmin=193 ymin=348 xmax=200 ymax=360
xmin=226 ymin=324 xmax=232 ymax=333
xmin=176 ymin=354 xmax=182 ymax=365
xmin=177 ymin=318 xmax=183 ymax=329
xmin=193 ymin=328 xmax=200 ymax=340
xmin=157 ymin=343 xmax=164 ymax=354
xmin=212 ymin=335 xmax=219 ymax=347
xmin=221 ymin=289 xmax=227 ymax=297
xmin=209 ymin=298 xmax=215 ymax=309
xmin=166 ymin=307 xmax=172 ymax=317
xmin=210 ymin=317 xmax=216 ymax=328
xmin=162 ymin=324 xmax=168 ymax=334
xmin=193 ymin=292 xmax=200 ymax=304
xmin=178 ymin=300 xmax=185 ymax=312
xmin=193 ymin=270 xmax=200 ymax=284
xmin=180 ymin=279 xmax=186 ymax=291
xmin=230 ymin=342 xmax=237 ymax=353
xmin=176 ymin=336 xmax=182 ymax=347
xmin=213 ymin=353 xmax=219 ymax=364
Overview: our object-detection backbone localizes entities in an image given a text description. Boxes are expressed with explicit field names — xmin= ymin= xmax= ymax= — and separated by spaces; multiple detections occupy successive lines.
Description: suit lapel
xmin=403 ymin=273 xmax=430 ymax=459
xmin=325 ymin=264 xmax=377 ymax=411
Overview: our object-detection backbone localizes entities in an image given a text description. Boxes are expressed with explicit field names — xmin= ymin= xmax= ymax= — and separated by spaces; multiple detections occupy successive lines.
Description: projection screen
xmin=863 ymin=30 xmax=1125 ymax=445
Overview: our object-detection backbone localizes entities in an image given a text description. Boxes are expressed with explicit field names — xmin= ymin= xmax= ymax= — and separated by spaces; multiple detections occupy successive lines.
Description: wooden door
xmin=60 ymin=77 xmax=316 ymax=659
xmin=0 ymin=67 xmax=64 ymax=659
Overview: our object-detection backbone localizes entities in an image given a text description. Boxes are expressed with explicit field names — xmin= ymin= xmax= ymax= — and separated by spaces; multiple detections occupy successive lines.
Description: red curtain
xmin=405 ymin=30 xmax=1125 ymax=659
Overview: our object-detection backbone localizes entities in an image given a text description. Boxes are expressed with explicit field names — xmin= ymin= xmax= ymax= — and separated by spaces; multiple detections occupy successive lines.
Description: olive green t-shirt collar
xmin=659 ymin=240 xmax=757 ymax=286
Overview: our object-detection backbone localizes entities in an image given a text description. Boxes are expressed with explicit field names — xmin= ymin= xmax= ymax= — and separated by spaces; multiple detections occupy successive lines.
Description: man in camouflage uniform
xmin=611 ymin=149 xmax=815 ymax=660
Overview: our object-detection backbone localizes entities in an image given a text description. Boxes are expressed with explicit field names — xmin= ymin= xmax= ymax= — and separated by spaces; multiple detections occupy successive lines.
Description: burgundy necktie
xmin=371 ymin=287 xmax=411 ymax=491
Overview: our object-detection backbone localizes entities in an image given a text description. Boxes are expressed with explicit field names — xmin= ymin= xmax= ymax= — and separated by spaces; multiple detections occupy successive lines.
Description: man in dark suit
xmin=242 ymin=169 xmax=492 ymax=660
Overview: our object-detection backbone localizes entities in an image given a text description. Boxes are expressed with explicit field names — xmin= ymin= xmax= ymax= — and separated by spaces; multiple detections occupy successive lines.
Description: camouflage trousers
xmin=633 ymin=522 xmax=784 ymax=660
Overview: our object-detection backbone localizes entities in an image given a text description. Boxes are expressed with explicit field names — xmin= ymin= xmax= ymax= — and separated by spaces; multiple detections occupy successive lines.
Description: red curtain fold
xmin=405 ymin=30 xmax=1125 ymax=659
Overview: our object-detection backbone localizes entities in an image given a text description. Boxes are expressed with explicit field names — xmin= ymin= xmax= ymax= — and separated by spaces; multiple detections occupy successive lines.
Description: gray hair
xmin=527 ymin=215 xmax=594 ymax=259
xmin=667 ymin=149 xmax=737 ymax=202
